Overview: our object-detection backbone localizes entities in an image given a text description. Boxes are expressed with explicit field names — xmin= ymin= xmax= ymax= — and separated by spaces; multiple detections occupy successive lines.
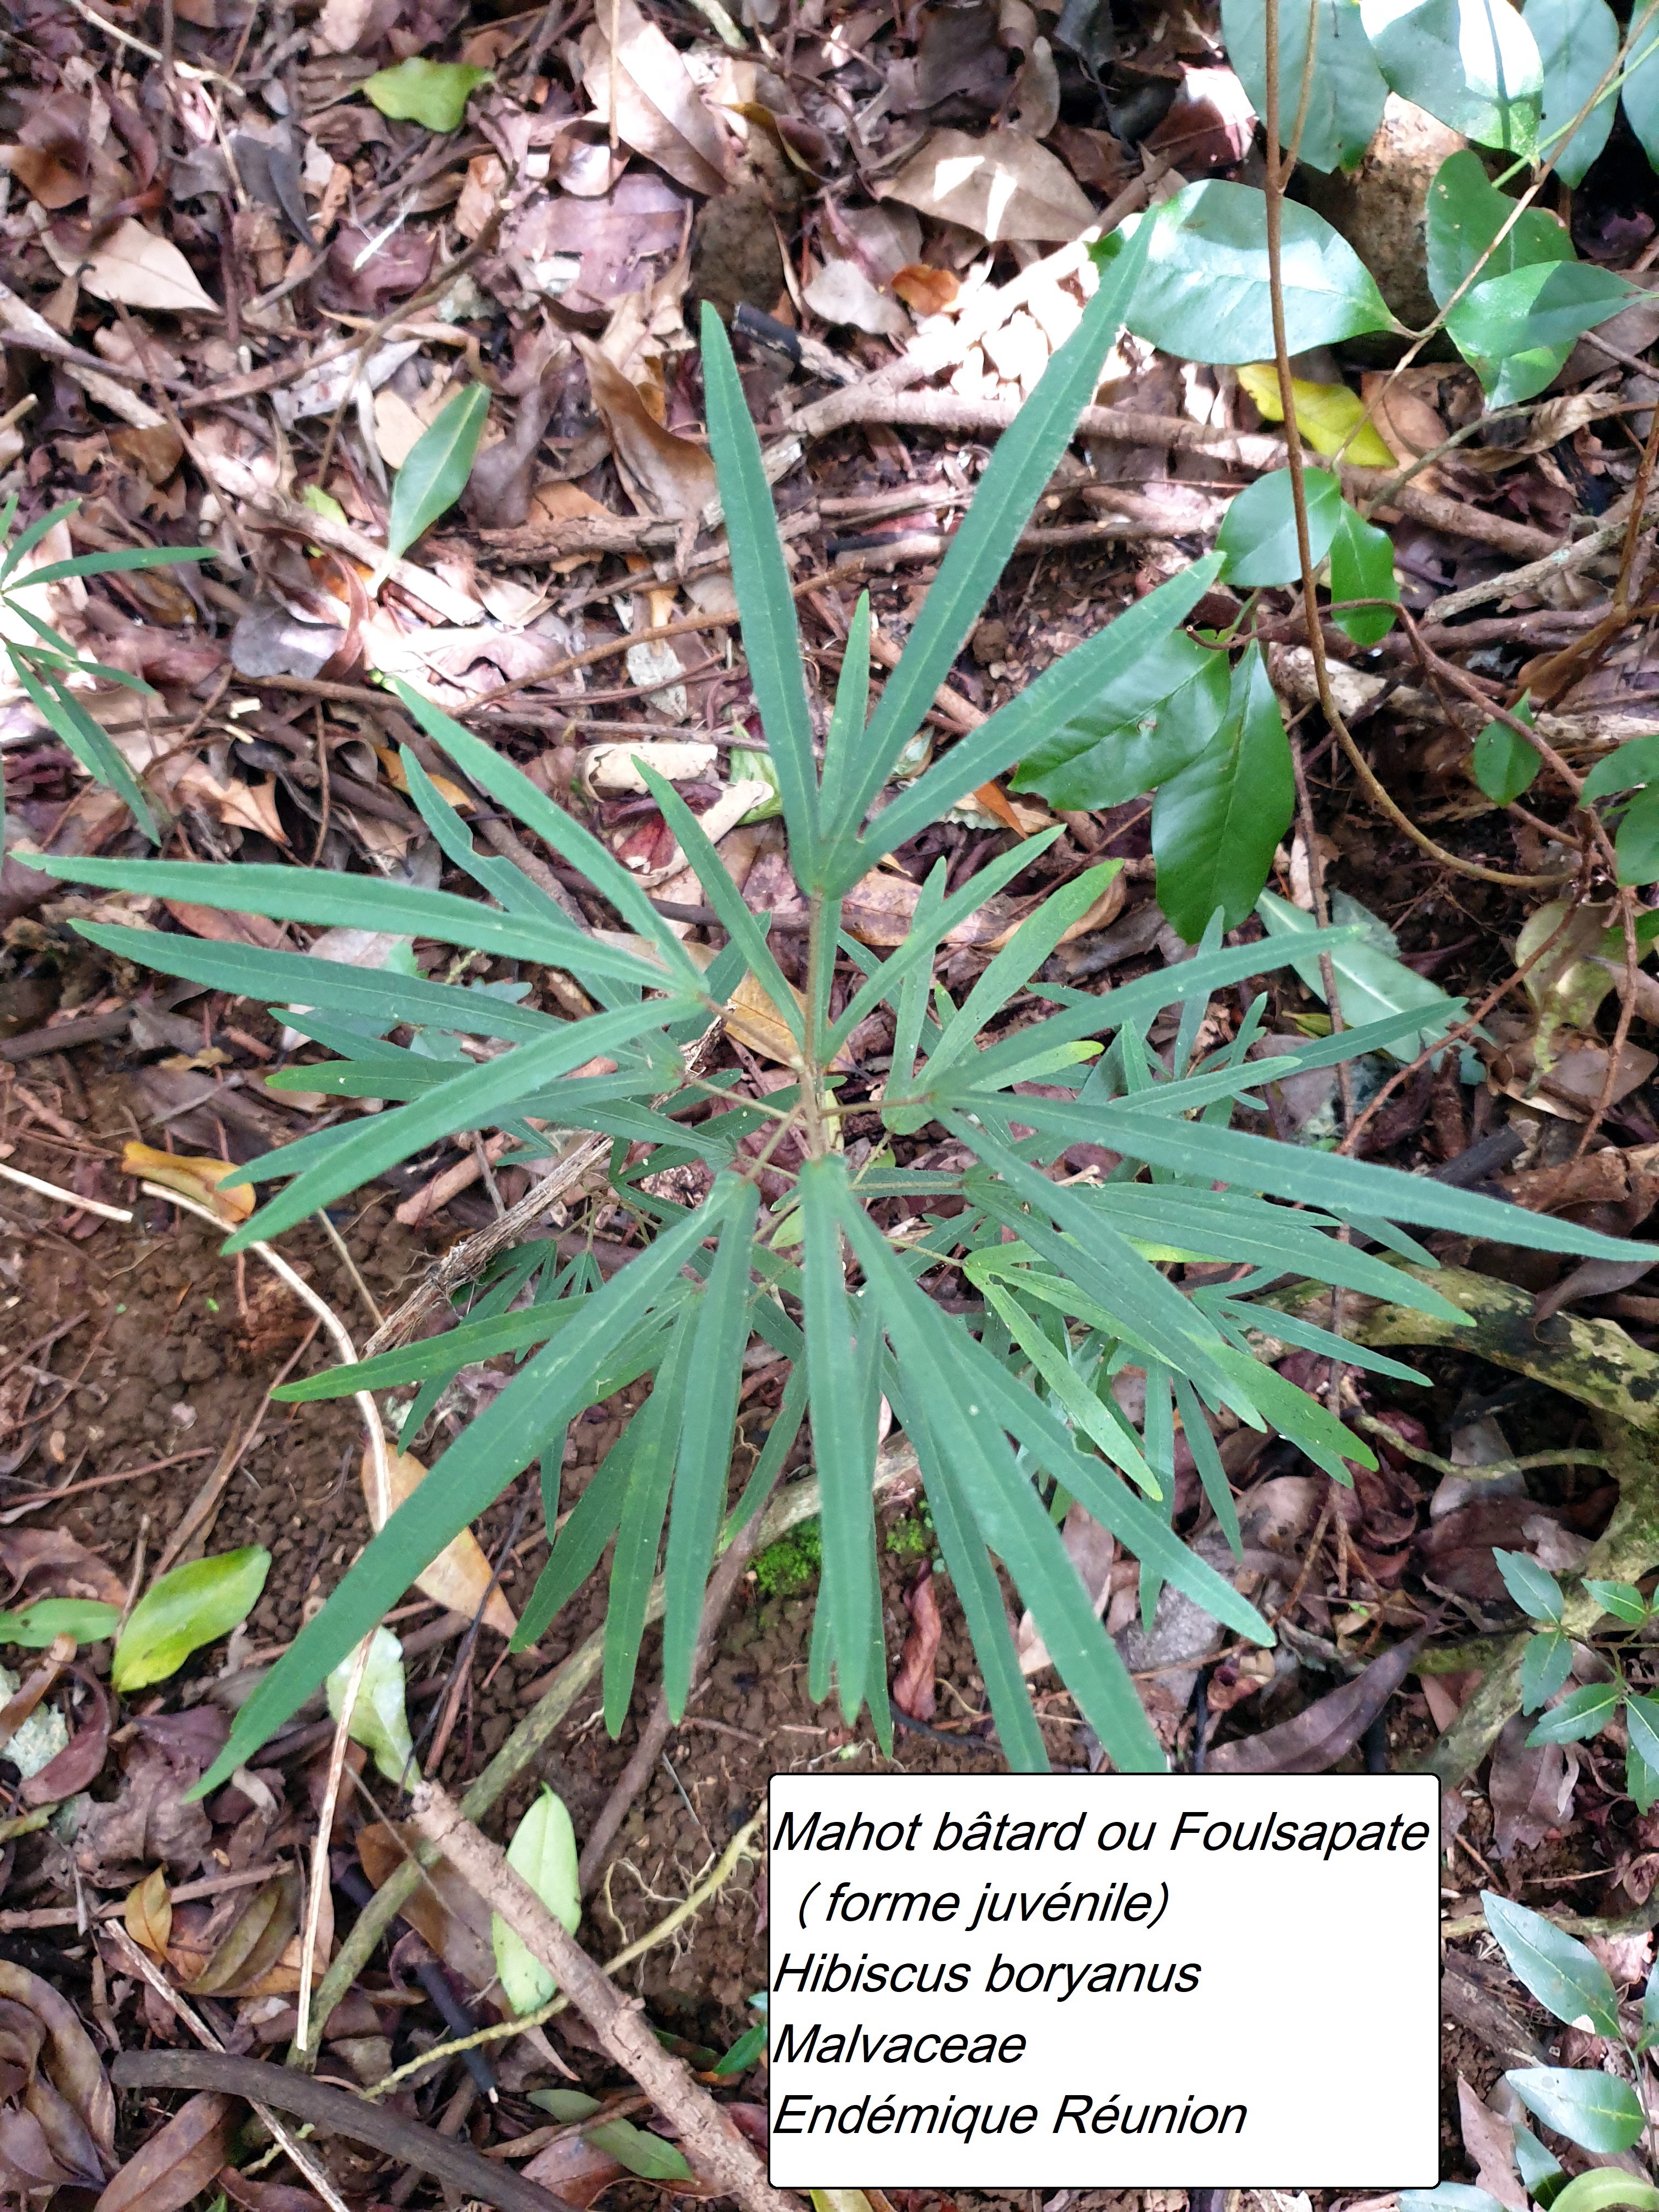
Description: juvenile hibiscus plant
xmin=41 ymin=231 xmax=1646 ymax=1790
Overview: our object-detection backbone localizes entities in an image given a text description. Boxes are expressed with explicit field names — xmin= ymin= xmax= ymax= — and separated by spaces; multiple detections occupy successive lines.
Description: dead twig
xmin=410 ymin=1780 xmax=800 ymax=2212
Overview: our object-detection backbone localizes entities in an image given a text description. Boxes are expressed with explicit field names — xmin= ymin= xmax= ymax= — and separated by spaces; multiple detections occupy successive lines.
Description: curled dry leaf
xmin=1207 ymin=1628 xmax=1429 ymax=1773
xmin=0 ymin=1961 xmax=114 ymax=2193
xmin=185 ymin=1870 xmax=302 ymax=1997
xmin=92 ymin=2094 xmax=236 ymax=2212
xmin=125 ymin=1866 xmax=172 ymax=1960
xmin=22 ymin=1666 xmax=110 ymax=1804
xmin=577 ymin=337 xmax=715 ymax=520
xmin=0 ymin=1529 xmax=125 ymax=1608
xmin=122 ymin=1144 xmax=255 ymax=1226
xmin=891 ymin=1567 xmax=944 ymax=1722
xmin=522 ymin=2130 xmax=629 ymax=2208
xmin=1018 ymin=1503 xmax=1114 ymax=1676
xmin=579 ymin=0 xmax=732 ymax=197
xmin=366 ymin=1449 xmax=516 ymax=1637
xmin=359 ymin=1820 xmax=495 ymax=1988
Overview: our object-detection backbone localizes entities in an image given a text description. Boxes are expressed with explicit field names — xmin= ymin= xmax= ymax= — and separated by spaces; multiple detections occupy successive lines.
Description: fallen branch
xmin=410 ymin=1779 xmax=798 ymax=2212
xmin=107 ymin=2050 xmax=575 ymax=2212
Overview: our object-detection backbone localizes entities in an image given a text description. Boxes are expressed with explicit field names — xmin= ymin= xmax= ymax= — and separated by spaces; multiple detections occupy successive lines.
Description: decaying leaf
xmin=891 ymin=1566 xmax=943 ymax=1720
xmin=184 ymin=1870 xmax=302 ymax=1996
xmin=359 ymin=1821 xmax=494 ymax=1987
xmin=41 ymin=217 xmax=218 ymax=313
xmin=1237 ymin=363 xmax=1395 ymax=465
xmin=124 ymin=1867 xmax=172 ymax=1960
xmin=0 ymin=1530 xmax=124 ymax=1609
xmin=121 ymin=1144 xmax=255 ymax=1226
xmin=0 ymin=1962 xmax=114 ymax=2193
xmin=1208 ymin=1628 xmax=1428 ymax=1771
xmin=364 ymin=1448 xmax=517 ymax=1635
xmin=92 ymin=2093 xmax=235 ymax=2212
xmin=579 ymin=0 xmax=732 ymax=197
xmin=879 ymin=128 xmax=1096 ymax=241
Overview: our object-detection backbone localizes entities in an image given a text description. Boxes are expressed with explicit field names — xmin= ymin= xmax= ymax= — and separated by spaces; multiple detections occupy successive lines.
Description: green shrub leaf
xmin=1484 ymin=1893 xmax=1621 ymax=2032
xmin=1448 ymin=262 xmax=1637 ymax=405
xmin=1328 ymin=500 xmax=1399 ymax=645
xmin=385 ymin=383 xmax=489 ymax=564
xmin=1523 ymin=0 xmax=1619 ymax=181
xmin=1493 ymin=1547 xmax=1565 ymax=1622
xmin=1221 ymin=0 xmax=1388 ymax=170
xmin=112 ymin=1547 xmax=271 ymax=1692
xmin=1507 ymin=2067 xmax=1646 ymax=2153
xmin=363 ymin=57 xmax=490 ymax=129
xmin=1216 ymin=465 xmax=1344 ymax=588
xmin=1152 ymin=644 xmax=1294 ymax=939
xmin=494 ymin=1786 xmax=580 ymax=2014
xmin=1474 ymin=698 xmax=1542 ymax=804
xmin=1361 ymin=0 xmax=1542 ymax=152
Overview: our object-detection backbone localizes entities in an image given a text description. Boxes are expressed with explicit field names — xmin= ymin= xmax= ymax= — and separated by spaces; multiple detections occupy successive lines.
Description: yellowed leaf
xmin=365 ymin=1447 xmax=517 ymax=1637
xmin=723 ymin=967 xmax=805 ymax=1065
xmin=44 ymin=217 xmax=218 ymax=314
xmin=125 ymin=1867 xmax=171 ymax=1959
xmin=123 ymin=1144 xmax=255 ymax=1225
xmin=371 ymin=746 xmax=473 ymax=810
xmin=1237 ymin=364 xmax=1395 ymax=467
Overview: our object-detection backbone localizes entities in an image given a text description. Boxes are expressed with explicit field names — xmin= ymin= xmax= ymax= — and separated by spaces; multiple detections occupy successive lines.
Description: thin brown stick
xmin=410 ymin=1780 xmax=801 ymax=2212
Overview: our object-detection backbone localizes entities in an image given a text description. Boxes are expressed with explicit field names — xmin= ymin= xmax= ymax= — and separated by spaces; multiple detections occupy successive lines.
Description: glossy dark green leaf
xmin=1621 ymin=4 xmax=1659 ymax=168
xmin=1474 ymin=698 xmax=1542 ymax=804
xmin=1328 ymin=500 xmax=1399 ymax=645
xmin=363 ymin=57 xmax=490 ymax=128
xmin=1506 ymin=2067 xmax=1645 ymax=2153
xmin=1221 ymin=0 xmax=1388 ymax=169
xmin=1448 ymin=261 xmax=1635 ymax=406
xmin=1361 ymin=0 xmax=1542 ymax=152
xmin=1524 ymin=0 xmax=1618 ymax=180
xmin=1152 ymin=643 xmax=1294 ymax=939
xmin=1104 ymin=182 xmax=1393 ymax=363
xmin=386 ymin=384 xmax=489 ymax=563
xmin=1009 ymin=634 xmax=1228 ymax=811
xmin=1494 ymin=1546 xmax=1564 ymax=1622
xmin=1425 ymin=150 xmax=1572 ymax=312
xmin=1582 ymin=732 xmax=1659 ymax=803
xmin=1216 ymin=465 xmax=1343 ymax=588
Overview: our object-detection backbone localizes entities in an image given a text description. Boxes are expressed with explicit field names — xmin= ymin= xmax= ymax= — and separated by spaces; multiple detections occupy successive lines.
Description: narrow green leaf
xmin=1615 ymin=787 xmax=1659 ymax=887
xmin=802 ymin=1159 xmax=879 ymax=1719
xmin=0 ymin=1598 xmax=121 ymax=1647
xmin=385 ymin=384 xmax=489 ymax=563
xmin=862 ymin=556 xmax=1223 ymax=871
xmin=13 ymin=661 xmax=159 ymax=842
xmin=586 ymin=2121 xmax=693 ymax=2183
xmin=661 ymin=1178 xmax=760 ymax=1715
xmin=196 ymin=1201 xmax=716 ymax=1794
xmin=700 ymin=303 xmax=820 ymax=873
xmin=0 ymin=499 xmax=81 ymax=583
xmin=606 ymin=1310 xmax=698 ymax=1735
xmin=819 ymin=590 xmax=872 ymax=839
xmin=516 ymin=1419 xmax=640 ymax=1650
xmin=837 ymin=209 xmax=1158 ymax=844
xmin=16 ymin=545 xmax=214 ymax=590
xmin=1257 ymin=889 xmax=1460 ymax=1058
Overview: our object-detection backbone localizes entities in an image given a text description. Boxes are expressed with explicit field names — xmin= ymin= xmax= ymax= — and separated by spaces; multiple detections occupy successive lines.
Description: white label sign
xmin=766 ymin=1774 xmax=1439 ymax=2188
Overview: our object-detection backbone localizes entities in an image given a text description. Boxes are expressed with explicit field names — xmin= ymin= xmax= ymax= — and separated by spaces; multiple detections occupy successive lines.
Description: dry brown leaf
xmin=366 ymin=1448 xmax=517 ymax=1637
xmin=123 ymin=1868 xmax=171 ymax=1960
xmin=1017 ymin=1503 xmax=1113 ymax=1675
xmin=358 ymin=1821 xmax=495 ymax=1987
xmin=803 ymin=257 xmax=907 ymax=336
xmin=0 ymin=1962 xmax=114 ymax=2193
xmin=879 ymin=127 xmax=1096 ymax=242
xmin=162 ymin=900 xmax=289 ymax=951
xmin=1455 ymin=2080 xmax=1526 ymax=2212
xmin=185 ymin=1871 xmax=301 ymax=1996
xmin=892 ymin=1566 xmax=944 ymax=1720
xmin=891 ymin=263 xmax=961 ymax=315
xmin=42 ymin=218 xmax=218 ymax=314
xmin=371 ymin=747 xmax=473 ymax=811
xmin=93 ymin=2094 xmax=234 ymax=2212
xmin=1359 ymin=370 xmax=1446 ymax=493
xmin=576 ymin=336 xmax=715 ymax=520
xmin=579 ymin=0 xmax=732 ymax=197
xmin=121 ymin=1144 xmax=255 ymax=1225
